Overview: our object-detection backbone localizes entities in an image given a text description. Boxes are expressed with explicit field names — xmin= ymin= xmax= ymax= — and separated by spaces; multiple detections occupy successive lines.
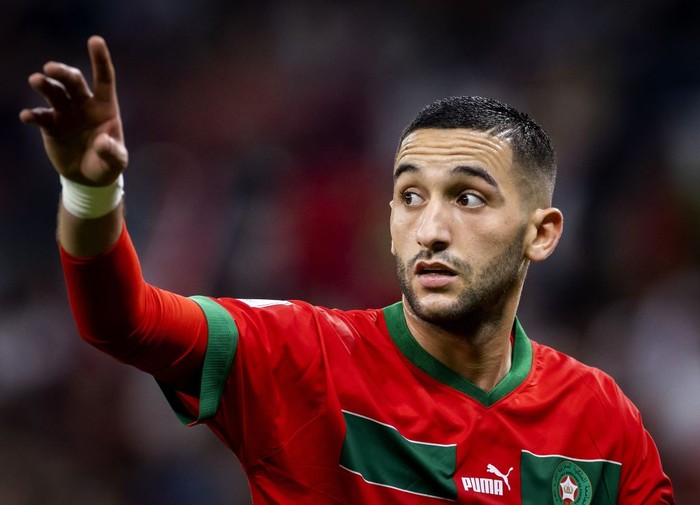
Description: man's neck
xmin=403 ymin=304 xmax=515 ymax=393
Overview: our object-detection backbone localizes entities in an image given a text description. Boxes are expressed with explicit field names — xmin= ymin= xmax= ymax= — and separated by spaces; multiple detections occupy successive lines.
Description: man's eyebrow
xmin=393 ymin=163 xmax=418 ymax=181
xmin=393 ymin=163 xmax=499 ymax=190
xmin=451 ymin=165 xmax=499 ymax=189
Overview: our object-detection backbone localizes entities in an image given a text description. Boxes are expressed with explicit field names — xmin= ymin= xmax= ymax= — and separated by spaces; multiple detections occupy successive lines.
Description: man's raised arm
xmin=20 ymin=37 xmax=209 ymax=392
xmin=20 ymin=35 xmax=127 ymax=257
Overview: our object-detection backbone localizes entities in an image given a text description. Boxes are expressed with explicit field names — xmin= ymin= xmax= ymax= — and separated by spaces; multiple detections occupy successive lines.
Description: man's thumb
xmin=94 ymin=133 xmax=128 ymax=171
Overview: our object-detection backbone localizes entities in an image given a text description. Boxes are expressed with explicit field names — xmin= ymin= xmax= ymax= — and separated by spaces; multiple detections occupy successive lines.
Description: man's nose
xmin=416 ymin=200 xmax=451 ymax=251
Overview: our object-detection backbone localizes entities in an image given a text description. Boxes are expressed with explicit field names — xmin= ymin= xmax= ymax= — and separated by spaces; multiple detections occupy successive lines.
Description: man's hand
xmin=19 ymin=35 xmax=127 ymax=187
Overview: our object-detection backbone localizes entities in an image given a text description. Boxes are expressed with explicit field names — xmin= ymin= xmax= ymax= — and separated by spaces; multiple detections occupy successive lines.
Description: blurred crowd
xmin=2 ymin=1 xmax=698 ymax=503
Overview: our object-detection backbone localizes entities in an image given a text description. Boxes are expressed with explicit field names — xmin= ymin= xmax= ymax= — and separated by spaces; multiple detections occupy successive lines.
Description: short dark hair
xmin=399 ymin=96 xmax=557 ymax=204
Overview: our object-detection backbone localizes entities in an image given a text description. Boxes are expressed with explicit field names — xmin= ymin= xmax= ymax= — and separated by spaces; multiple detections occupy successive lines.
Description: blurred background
xmin=2 ymin=0 xmax=698 ymax=503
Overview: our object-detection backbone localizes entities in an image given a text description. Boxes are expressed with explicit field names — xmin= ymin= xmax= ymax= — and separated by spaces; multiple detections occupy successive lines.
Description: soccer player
xmin=21 ymin=36 xmax=674 ymax=504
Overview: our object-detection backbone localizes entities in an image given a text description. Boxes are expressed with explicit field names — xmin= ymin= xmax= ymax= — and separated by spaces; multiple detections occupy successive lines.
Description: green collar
xmin=382 ymin=301 xmax=532 ymax=407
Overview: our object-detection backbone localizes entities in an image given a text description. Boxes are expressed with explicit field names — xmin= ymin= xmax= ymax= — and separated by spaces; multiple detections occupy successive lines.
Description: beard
xmin=395 ymin=226 xmax=528 ymax=331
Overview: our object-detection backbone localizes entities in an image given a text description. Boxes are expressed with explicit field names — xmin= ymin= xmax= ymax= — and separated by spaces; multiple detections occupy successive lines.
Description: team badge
xmin=551 ymin=461 xmax=592 ymax=504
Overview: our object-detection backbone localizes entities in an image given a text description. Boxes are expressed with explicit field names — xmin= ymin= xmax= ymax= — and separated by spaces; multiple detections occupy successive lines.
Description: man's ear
xmin=525 ymin=207 xmax=563 ymax=262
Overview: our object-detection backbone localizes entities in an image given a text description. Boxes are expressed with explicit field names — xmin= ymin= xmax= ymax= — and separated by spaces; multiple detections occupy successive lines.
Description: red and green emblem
xmin=552 ymin=460 xmax=592 ymax=504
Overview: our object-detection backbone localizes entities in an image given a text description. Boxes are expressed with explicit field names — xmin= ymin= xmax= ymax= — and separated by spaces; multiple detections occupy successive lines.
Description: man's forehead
xmin=395 ymin=128 xmax=513 ymax=172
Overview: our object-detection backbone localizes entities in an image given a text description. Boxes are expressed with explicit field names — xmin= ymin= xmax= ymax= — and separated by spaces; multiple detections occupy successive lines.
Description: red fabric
xmin=59 ymin=225 xmax=208 ymax=388
xmin=58 ymin=227 xmax=674 ymax=503
xmin=201 ymin=299 xmax=674 ymax=504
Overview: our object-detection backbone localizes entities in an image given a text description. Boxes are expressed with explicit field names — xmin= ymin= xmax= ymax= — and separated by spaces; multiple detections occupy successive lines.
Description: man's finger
xmin=19 ymin=107 xmax=56 ymax=129
xmin=28 ymin=73 xmax=71 ymax=110
xmin=88 ymin=36 xmax=116 ymax=102
xmin=43 ymin=62 xmax=92 ymax=103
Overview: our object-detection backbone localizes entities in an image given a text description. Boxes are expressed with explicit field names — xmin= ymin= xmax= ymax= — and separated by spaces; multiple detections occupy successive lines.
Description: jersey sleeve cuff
xmin=157 ymin=295 xmax=239 ymax=426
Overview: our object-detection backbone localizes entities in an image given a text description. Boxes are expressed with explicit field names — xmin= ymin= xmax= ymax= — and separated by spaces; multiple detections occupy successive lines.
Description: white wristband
xmin=60 ymin=174 xmax=124 ymax=219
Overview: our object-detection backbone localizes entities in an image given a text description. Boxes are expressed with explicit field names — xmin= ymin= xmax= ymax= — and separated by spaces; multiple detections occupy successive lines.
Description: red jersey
xmin=61 ymin=227 xmax=674 ymax=504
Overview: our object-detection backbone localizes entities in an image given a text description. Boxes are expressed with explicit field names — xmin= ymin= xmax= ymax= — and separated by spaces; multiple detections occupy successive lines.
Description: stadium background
xmin=2 ymin=1 xmax=698 ymax=503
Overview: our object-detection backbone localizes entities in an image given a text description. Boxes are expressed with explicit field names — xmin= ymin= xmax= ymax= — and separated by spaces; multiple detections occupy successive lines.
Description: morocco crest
xmin=552 ymin=461 xmax=592 ymax=504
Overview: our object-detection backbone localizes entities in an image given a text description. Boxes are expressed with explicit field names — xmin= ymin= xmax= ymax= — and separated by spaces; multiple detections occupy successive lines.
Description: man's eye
xmin=403 ymin=192 xmax=424 ymax=206
xmin=457 ymin=193 xmax=485 ymax=208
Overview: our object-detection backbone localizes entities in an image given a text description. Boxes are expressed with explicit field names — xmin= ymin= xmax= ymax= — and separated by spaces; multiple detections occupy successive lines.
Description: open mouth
xmin=414 ymin=262 xmax=458 ymax=276
xmin=414 ymin=261 xmax=458 ymax=288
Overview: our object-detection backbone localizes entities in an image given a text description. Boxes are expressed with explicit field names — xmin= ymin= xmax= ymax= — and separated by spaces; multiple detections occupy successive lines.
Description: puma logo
xmin=461 ymin=463 xmax=514 ymax=496
xmin=487 ymin=464 xmax=514 ymax=491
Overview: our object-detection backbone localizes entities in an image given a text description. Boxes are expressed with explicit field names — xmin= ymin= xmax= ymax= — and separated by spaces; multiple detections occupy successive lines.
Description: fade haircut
xmin=399 ymin=96 xmax=557 ymax=204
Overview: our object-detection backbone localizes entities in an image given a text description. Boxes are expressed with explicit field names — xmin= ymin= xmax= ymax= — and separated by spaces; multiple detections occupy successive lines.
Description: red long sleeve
xmin=59 ymin=225 xmax=208 ymax=387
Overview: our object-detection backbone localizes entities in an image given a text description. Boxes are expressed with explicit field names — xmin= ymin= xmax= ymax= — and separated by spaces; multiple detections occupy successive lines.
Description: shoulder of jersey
xmin=531 ymin=340 xmax=629 ymax=409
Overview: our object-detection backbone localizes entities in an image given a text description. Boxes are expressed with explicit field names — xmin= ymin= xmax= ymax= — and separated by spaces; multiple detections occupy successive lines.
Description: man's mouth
xmin=414 ymin=261 xmax=458 ymax=288
xmin=414 ymin=261 xmax=457 ymax=276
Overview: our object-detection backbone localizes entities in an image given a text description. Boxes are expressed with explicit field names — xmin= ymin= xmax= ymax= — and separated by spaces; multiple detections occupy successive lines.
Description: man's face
xmin=390 ymin=128 xmax=532 ymax=326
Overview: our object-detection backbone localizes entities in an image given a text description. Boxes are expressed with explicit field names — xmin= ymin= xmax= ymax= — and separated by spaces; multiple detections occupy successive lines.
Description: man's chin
xmin=406 ymin=293 xmax=467 ymax=324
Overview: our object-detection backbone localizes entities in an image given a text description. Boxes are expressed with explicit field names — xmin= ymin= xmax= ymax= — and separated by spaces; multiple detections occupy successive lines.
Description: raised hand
xmin=19 ymin=36 xmax=127 ymax=187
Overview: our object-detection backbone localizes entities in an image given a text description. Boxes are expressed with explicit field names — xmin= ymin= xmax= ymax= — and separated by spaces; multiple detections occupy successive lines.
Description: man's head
xmin=390 ymin=96 xmax=563 ymax=329
xmin=399 ymin=95 xmax=557 ymax=208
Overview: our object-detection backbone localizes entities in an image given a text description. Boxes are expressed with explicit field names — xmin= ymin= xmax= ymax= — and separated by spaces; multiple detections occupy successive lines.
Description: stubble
xmin=396 ymin=226 xmax=528 ymax=332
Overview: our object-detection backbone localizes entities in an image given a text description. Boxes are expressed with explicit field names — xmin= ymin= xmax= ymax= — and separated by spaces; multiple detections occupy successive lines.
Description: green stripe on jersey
xmin=382 ymin=302 xmax=532 ymax=406
xmin=340 ymin=410 xmax=457 ymax=500
xmin=520 ymin=451 xmax=621 ymax=504
xmin=158 ymin=295 xmax=238 ymax=425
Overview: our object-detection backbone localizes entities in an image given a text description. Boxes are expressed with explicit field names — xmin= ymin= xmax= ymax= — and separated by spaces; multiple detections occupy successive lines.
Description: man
xmin=21 ymin=36 xmax=674 ymax=504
